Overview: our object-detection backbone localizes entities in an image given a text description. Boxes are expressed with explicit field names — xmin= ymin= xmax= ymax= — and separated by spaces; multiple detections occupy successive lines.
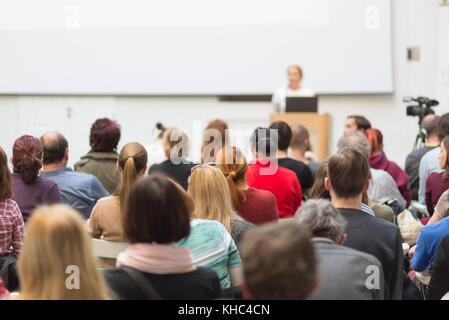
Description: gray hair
xmin=295 ymin=199 xmax=346 ymax=243
xmin=337 ymin=131 xmax=371 ymax=159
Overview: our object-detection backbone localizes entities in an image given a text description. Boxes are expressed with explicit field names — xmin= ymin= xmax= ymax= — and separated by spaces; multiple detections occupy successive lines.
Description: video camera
xmin=403 ymin=96 xmax=439 ymax=151
xmin=404 ymin=96 xmax=439 ymax=124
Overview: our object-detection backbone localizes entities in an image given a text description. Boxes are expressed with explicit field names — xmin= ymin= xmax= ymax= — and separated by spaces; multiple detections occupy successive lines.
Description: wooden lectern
xmin=270 ymin=113 xmax=331 ymax=161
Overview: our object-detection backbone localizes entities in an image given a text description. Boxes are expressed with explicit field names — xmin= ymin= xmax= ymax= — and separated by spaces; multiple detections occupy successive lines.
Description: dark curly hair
xmin=90 ymin=118 xmax=121 ymax=152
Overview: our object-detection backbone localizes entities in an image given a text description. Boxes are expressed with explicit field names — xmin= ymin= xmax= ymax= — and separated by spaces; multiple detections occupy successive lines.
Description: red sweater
xmin=238 ymin=187 xmax=279 ymax=225
xmin=246 ymin=160 xmax=302 ymax=218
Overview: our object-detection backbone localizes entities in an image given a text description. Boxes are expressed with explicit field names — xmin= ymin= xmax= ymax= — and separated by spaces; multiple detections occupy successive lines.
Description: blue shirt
xmin=413 ymin=216 xmax=449 ymax=272
xmin=41 ymin=167 xmax=109 ymax=219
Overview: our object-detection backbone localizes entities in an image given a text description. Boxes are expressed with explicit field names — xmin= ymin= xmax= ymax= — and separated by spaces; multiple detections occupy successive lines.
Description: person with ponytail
xmin=145 ymin=122 xmax=168 ymax=168
xmin=216 ymin=146 xmax=278 ymax=225
xmin=366 ymin=128 xmax=412 ymax=207
xmin=149 ymin=128 xmax=197 ymax=190
xmin=86 ymin=142 xmax=147 ymax=264
xmin=11 ymin=135 xmax=61 ymax=222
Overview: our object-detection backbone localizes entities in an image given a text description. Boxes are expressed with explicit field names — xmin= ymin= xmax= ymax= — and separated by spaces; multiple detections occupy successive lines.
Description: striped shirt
xmin=176 ymin=219 xmax=241 ymax=289
xmin=368 ymin=168 xmax=406 ymax=208
xmin=0 ymin=199 xmax=25 ymax=256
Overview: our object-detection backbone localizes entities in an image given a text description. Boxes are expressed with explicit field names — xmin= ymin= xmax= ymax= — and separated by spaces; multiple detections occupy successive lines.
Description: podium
xmin=270 ymin=113 xmax=331 ymax=161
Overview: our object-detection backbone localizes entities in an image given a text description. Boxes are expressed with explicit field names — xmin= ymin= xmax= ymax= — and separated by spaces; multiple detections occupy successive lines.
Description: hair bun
xmin=156 ymin=122 xmax=166 ymax=131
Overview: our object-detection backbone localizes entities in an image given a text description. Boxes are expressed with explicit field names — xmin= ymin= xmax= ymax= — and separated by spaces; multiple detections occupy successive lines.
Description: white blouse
xmin=271 ymin=86 xmax=316 ymax=113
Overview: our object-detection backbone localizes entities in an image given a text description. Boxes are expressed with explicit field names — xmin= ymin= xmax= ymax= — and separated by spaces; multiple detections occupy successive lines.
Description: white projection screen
xmin=0 ymin=0 xmax=393 ymax=95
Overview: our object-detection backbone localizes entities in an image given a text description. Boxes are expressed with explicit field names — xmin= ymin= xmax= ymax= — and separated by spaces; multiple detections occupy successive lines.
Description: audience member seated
xmin=216 ymin=146 xmax=278 ymax=225
xmin=326 ymin=148 xmax=404 ymax=299
xmin=104 ymin=176 xmax=221 ymax=300
xmin=11 ymin=135 xmax=61 ymax=222
xmin=16 ymin=204 xmax=110 ymax=299
xmin=337 ymin=131 xmax=406 ymax=208
xmin=86 ymin=142 xmax=147 ymax=262
xmin=74 ymin=118 xmax=121 ymax=194
xmin=149 ymin=128 xmax=196 ymax=190
xmin=343 ymin=115 xmax=372 ymax=136
xmin=176 ymin=174 xmax=241 ymax=289
xmin=0 ymin=146 xmax=25 ymax=258
xmin=418 ymin=113 xmax=449 ymax=204
xmin=425 ymin=136 xmax=449 ymax=215
xmin=366 ymin=128 xmax=412 ymax=207
xmin=187 ymin=164 xmax=254 ymax=247
xmin=428 ymin=233 xmax=449 ymax=299
xmin=239 ymin=221 xmax=317 ymax=300
xmin=296 ymin=199 xmax=386 ymax=300
xmin=310 ymin=160 xmax=330 ymax=200
xmin=405 ymin=115 xmax=440 ymax=201
xmin=269 ymin=121 xmax=314 ymax=196
xmin=201 ymin=119 xmax=229 ymax=164
xmin=411 ymin=214 xmax=449 ymax=273
xmin=145 ymin=122 xmax=167 ymax=168
xmin=0 ymin=146 xmax=25 ymax=292
xmin=40 ymin=131 xmax=108 ymax=219
xmin=246 ymin=127 xmax=302 ymax=218
xmin=310 ymin=158 xmax=391 ymax=221
xmin=290 ymin=123 xmax=321 ymax=178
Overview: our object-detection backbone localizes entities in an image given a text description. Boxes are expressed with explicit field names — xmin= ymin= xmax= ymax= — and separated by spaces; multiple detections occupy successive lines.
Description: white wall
xmin=0 ymin=0 xmax=444 ymax=168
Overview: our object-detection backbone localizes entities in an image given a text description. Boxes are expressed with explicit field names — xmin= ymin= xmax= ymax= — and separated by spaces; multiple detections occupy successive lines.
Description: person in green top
xmin=74 ymin=118 xmax=121 ymax=194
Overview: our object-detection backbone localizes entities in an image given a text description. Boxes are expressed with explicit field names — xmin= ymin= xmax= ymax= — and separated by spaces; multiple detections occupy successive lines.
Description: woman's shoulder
xmin=35 ymin=176 xmax=59 ymax=189
xmin=0 ymin=199 xmax=20 ymax=211
xmin=190 ymin=219 xmax=230 ymax=240
xmin=246 ymin=187 xmax=276 ymax=200
xmin=427 ymin=171 xmax=445 ymax=183
xmin=97 ymin=196 xmax=119 ymax=206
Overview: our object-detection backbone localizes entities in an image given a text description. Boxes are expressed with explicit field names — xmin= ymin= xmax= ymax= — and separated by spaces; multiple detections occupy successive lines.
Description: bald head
xmin=40 ymin=131 xmax=69 ymax=165
xmin=422 ymin=114 xmax=440 ymax=137
xmin=290 ymin=124 xmax=310 ymax=151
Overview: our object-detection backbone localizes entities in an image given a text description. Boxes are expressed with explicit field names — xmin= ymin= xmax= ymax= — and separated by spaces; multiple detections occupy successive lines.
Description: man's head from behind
xmin=337 ymin=131 xmax=371 ymax=160
xmin=438 ymin=113 xmax=449 ymax=141
xmin=344 ymin=115 xmax=372 ymax=136
xmin=290 ymin=123 xmax=310 ymax=152
xmin=325 ymin=148 xmax=370 ymax=200
xmin=40 ymin=131 xmax=69 ymax=167
xmin=295 ymin=199 xmax=347 ymax=245
xmin=240 ymin=221 xmax=317 ymax=300
xmin=269 ymin=121 xmax=291 ymax=152
xmin=249 ymin=127 xmax=278 ymax=160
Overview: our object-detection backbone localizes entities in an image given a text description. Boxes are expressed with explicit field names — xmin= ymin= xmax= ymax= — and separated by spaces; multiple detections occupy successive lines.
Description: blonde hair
xmin=188 ymin=165 xmax=242 ymax=232
xmin=163 ymin=128 xmax=190 ymax=159
xmin=18 ymin=204 xmax=110 ymax=300
xmin=287 ymin=64 xmax=303 ymax=78
xmin=216 ymin=146 xmax=247 ymax=210
xmin=113 ymin=142 xmax=147 ymax=217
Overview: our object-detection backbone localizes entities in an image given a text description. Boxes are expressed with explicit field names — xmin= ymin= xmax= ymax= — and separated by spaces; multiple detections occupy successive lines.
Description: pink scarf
xmin=116 ymin=243 xmax=193 ymax=274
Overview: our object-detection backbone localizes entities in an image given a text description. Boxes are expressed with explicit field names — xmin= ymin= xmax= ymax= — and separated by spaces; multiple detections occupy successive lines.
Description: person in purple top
xmin=11 ymin=135 xmax=61 ymax=222
xmin=366 ymin=128 xmax=412 ymax=207
xmin=425 ymin=136 xmax=449 ymax=215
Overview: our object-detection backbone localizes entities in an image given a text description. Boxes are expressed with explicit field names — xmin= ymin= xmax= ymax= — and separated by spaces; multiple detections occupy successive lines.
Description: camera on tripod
xmin=404 ymin=96 xmax=439 ymax=122
xmin=403 ymin=96 xmax=439 ymax=151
